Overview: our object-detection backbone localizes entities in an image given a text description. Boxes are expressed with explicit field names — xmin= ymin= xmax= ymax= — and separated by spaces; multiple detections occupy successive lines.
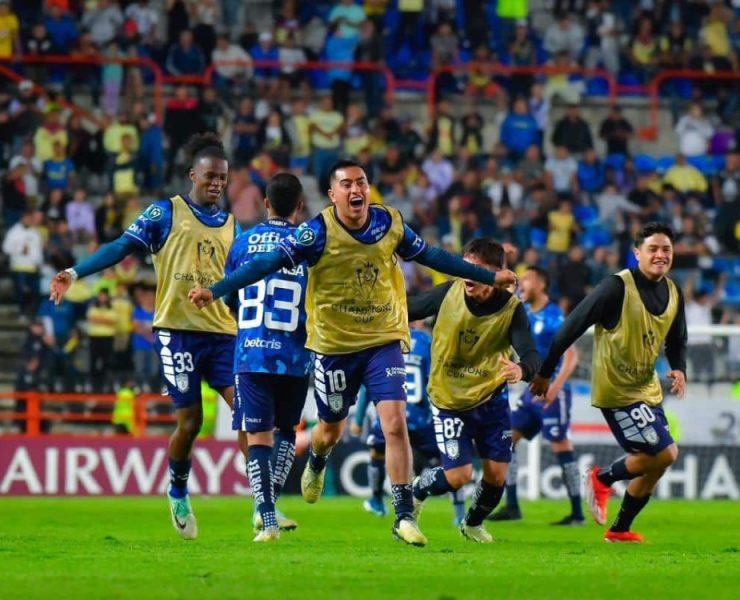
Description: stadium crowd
xmin=1 ymin=0 xmax=739 ymax=396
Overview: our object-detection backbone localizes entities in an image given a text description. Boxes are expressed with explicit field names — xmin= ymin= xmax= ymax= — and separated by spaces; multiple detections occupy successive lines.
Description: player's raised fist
xmin=495 ymin=269 xmax=517 ymax=288
xmin=528 ymin=374 xmax=550 ymax=399
xmin=189 ymin=288 xmax=214 ymax=309
xmin=49 ymin=271 xmax=73 ymax=305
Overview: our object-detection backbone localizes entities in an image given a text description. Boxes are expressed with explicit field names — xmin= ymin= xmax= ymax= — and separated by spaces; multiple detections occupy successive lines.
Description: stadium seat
xmin=634 ymin=154 xmax=658 ymax=173
xmin=580 ymin=226 xmax=612 ymax=249
xmin=573 ymin=205 xmax=599 ymax=227
xmin=605 ymin=153 xmax=627 ymax=172
xmin=530 ymin=228 xmax=547 ymax=249
xmin=687 ymin=155 xmax=716 ymax=176
xmin=723 ymin=280 xmax=740 ymax=306
xmin=585 ymin=77 xmax=610 ymax=97
xmin=711 ymin=155 xmax=727 ymax=172
xmin=657 ymin=155 xmax=676 ymax=174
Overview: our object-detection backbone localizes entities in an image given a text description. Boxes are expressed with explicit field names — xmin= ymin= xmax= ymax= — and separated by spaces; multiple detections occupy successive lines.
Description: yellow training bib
xmin=429 ymin=281 xmax=519 ymax=411
xmin=151 ymin=195 xmax=236 ymax=335
xmin=305 ymin=205 xmax=410 ymax=355
xmin=591 ymin=270 xmax=678 ymax=408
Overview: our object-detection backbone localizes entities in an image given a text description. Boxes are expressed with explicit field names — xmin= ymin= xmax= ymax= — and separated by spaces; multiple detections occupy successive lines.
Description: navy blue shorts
xmin=367 ymin=419 xmax=439 ymax=458
xmin=601 ymin=401 xmax=675 ymax=456
xmin=154 ymin=329 xmax=235 ymax=409
xmin=233 ymin=372 xmax=309 ymax=433
xmin=313 ymin=342 xmax=406 ymax=423
xmin=432 ymin=386 xmax=513 ymax=470
xmin=511 ymin=387 xmax=572 ymax=443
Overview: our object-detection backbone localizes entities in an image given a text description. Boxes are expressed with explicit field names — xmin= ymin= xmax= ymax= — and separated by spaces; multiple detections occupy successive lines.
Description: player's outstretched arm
xmin=49 ymin=236 xmax=140 ymax=305
xmin=542 ymin=345 xmax=579 ymax=407
xmin=191 ymin=250 xmax=290 ymax=308
xmin=406 ymin=282 xmax=453 ymax=322
xmin=412 ymin=245 xmax=517 ymax=287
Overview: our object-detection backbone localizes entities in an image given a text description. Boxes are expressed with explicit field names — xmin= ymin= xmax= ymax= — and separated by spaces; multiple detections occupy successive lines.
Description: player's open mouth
xmin=464 ymin=280 xmax=475 ymax=292
xmin=349 ymin=196 xmax=364 ymax=209
xmin=208 ymin=189 xmax=221 ymax=198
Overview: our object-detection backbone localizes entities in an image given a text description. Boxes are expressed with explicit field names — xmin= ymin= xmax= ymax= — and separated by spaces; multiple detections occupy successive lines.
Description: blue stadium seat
xmin=657 ymin=156 xmax=676 ymax=174
xmin=586 ymin=77 xmax=610 ymax=97
xmin=687 ymin=155 xmax=716 ymax=176
xmin=580 ymin=226 xmax=612 ymax=249
xmin=573 ymin=204 xmax=599 ymax=227
xmin=712 ymin=155 xmax=727 ymax=173
xmin=605 ymin=153 xmax=627 ymax=172
xmin=530 ymin=228 xmax=547 ymax=249
xmin=723 ymin=280 xmax=740 ymax=306
xmin=712 ymin=257 xmax=732 ymax=273
xmin=634 ymin=154 xmax=657 ymax=173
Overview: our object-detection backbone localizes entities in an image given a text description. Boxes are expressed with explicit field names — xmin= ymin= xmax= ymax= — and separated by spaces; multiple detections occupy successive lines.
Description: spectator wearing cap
xmin=500 ymin=97 xmax=539 ymax=162
xmin=0 ymin=0 xmax=21 ymax=58
xmin=8 ymin=141 xmax=42 ymax=207
xmin=166 ymin=29 xmax=205 ymax=76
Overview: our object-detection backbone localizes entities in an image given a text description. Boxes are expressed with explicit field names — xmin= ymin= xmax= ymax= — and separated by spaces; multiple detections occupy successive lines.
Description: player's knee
xmin=662 ymin=444 xmax=679 ymax=467
xmin=178 ymin=416 xmax=202 ymax=440
xmin=445 ymin=467 xmax=473 ymax=490
xmin=379 ymin=413 xmax=407 ymax=440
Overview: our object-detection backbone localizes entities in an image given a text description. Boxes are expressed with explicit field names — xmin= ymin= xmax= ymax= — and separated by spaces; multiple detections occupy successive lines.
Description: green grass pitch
xmin=1 ymin=497 xmax=738 ymax=599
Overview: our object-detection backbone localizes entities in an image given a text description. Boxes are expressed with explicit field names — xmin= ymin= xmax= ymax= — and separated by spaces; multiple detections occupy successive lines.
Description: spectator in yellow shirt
xmin=86 ymin=288 xmax=118 ymax=392
xmin=0 ymin=1 xmax=20 ymax=58
xmin=663 ymin=154 xmax=708 ymax=194
xmin=33 ymin=109 xmax=68 ymax=163
xmin=547 ymin=199 xmax=578 ymax=255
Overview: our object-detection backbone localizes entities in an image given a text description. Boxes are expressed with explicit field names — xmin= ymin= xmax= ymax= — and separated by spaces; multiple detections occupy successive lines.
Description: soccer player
xmin=188 ymin=160 xmax=517 ymax=546
xmin=408 ymin=238 xmax=541 ymax=543
xmin=351 ymin=322 xmax=466 ymax=525
xmin=529 ymin=222 xmax=687 ymax=543
xmin=226 ymin=173 xmax=310 ymax=543
xmin=49 ymin=133 xmax=236 ymax=540
xmin=490 ymin=266 xmax=584 ymax=525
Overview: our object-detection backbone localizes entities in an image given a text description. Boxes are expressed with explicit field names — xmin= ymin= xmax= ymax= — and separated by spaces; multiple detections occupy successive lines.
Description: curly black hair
xmin=183 ymin=132 xmax=227 ymax=168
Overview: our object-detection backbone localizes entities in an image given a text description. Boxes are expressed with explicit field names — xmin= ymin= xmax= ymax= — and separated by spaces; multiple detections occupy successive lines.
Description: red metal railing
xmin=639 ymin=69 xmax=740 ymax=140
xmin=0 ymin=55 xmax=165 ymax=123
xmin=427 ymin=63 xmax=618 ymax=114
xmin=0 ymin=392 xmax=174 ymax=438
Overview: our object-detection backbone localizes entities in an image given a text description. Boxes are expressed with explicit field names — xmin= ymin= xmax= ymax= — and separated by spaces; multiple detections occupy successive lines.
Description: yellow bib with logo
xmin=429 ymin=281 xmax=519 ymax=411
xmin=591 ymin=270 xmax=678 ymax=408
xmin=151 ymin=195 xmax=236 ymax=335
xmin=305 ymin=205 xmax=410 ymax=355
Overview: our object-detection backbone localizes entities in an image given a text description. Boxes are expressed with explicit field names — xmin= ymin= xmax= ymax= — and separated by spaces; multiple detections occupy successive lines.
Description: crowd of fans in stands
xmin=0 ymin=0 xmax=739 ymax=395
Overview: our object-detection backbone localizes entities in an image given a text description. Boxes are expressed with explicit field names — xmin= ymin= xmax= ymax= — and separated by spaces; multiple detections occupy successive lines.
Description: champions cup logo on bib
xmin=329 ymin=260 xmax=392 ymax=324
xmin=458 ymin=328 xmax=481 ymax=352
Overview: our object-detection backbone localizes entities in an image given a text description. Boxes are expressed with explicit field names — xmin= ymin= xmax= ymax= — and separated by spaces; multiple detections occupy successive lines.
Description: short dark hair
xmin=328 ymin=159 xmax=365 ymax=184
xmin=184 ymin=132 xmax=227 ymax=168
xmin=266 ymin=173 xmax=303 ymax=218
xmin=526 ymin=265 xmax=550 ymax=291
xmin=634 ymin=222 xmax=675 ymax=248
xmin=462 ymin=238 xmax=505 ymax=269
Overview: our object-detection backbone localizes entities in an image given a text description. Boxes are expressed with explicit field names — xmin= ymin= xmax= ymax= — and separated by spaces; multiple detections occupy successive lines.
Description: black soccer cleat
xmin=486 ymin=506 xmax=522 ymax=521
xmin=550 ymin=514 xmax=586 ymax=526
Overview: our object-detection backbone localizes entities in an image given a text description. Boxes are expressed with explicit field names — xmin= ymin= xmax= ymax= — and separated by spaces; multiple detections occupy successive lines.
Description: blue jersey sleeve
xmin=396 ymin=224 xmax=427 ymax=260
xmin=278 ymin=215 xmax=326 ymax=267
xmin=123 ymin=200 xmax=173 ymax=254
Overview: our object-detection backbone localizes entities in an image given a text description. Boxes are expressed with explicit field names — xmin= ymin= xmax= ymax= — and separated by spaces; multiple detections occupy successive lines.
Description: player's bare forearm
xmin=551 ymin=346 xmax=579 ymax=393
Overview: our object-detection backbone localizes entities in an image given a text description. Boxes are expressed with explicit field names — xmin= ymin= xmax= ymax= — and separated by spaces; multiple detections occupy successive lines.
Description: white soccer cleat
xmin=253 ymin=508 xmax=298 ymax=532
xmin=168 ymin=486 xmax=197 ymax=540
xmin=301 ymin=463 xmax=326 ymax=504
xmin=392 ymin=517 xmax=428 ymax=547
xmin=411 ymin=476 xmax=425 ymax=521
xmin=459 ymin=522 xmax=493 ymax=544
xmin=253 ymin=526 xmax=280 ymax=543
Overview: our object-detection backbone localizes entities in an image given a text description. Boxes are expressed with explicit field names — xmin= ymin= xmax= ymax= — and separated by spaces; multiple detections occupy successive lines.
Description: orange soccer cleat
xmin=585 ymin=466 xmax=612 ymax=525
xmin=604 ymin=530 xmax=645 ymax=543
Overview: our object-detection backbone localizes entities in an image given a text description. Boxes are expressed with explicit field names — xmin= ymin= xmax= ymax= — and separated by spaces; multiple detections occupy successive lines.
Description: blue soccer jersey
xmin=404 ymin=328 xmax=433 ymax=431
xmin=226 ymin=218 xmax=311 ymax=377
xmin=525 ymin=302 xmax=567 ymax=388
